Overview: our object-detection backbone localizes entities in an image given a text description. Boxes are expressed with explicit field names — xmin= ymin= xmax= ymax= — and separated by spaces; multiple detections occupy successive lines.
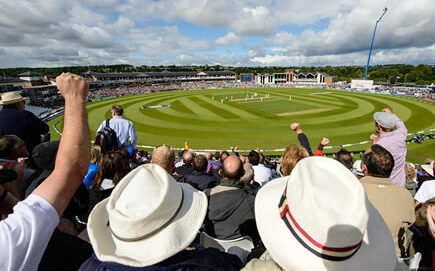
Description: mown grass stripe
xmin=195 ymin=95 xmax=261 ymax=120
xmin=180 ymin=96 xmax=225 ymax=121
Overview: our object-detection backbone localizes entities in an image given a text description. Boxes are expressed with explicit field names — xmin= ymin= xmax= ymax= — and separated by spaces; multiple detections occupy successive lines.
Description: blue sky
xmin=0 ymin=0 xmax=434 ymax=67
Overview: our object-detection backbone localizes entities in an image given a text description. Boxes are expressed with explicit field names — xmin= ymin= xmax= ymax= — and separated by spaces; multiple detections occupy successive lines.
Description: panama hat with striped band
xmin=87 ymin=163 xmax=208 ymax=267
xmin=255 ymin=156 xmax=398 ymax=271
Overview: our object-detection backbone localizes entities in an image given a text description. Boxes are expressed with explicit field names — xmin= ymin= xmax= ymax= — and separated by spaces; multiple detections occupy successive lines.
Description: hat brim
xmin=255 ymin=178 xmax=397 ymax=271
xmin=87 ymin=182 xmax=207 ymax=267
xmin=421 ymin=164 xmax=434 ymax=177
xmin=0 ymin=97 xmax=28 ymax=105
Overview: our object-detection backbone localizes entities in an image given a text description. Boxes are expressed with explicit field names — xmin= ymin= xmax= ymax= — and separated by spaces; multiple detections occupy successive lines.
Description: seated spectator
xmin=279 ymin=145 xmax=308 ymax=177
xmin=0 ymin=135 xmax=38 ymax=198
xmin=150 ymin=145 xmax=197 ymax=188
xmin=243 ymin=156 xmax=408 ymax=271
xmin=414 ymin=180 xmax=435 ymax=208
xmin=353 ymin=160 xmax=364 ymax=178
xmin=0 ymin=72 xmax=90 ymax=270
xmin=216 ymin=150 xmax=230 ymax=172
xmin=83 ymin=146 xmax=102 ymax=189
xmin=416 ymin=161 xmax=435 ymax=187
xmin=336 ymin=149 xmax=354 ymax=171
xmin=404 ymin=162 xmax=417 ymax=196
xmin=0 ymin=160 xmax=23 ymax=218
xmin=249 ymin=150 xmax=272 ymax=186
xmin=86 ymin=149 xmax=130 ymax=222
xmin=26 ymin=140 xmax=89 ymax=228
xmin=79 ymin=164 xmax=242 ymax=271
xmin=25 ymin=141 xmax=60 ymax=197
xmin=205 ymin=151 xmax=218 ymax=174
xmin=0 ymin=135 xmax=29 ymax=160
xmin=174 ymin=150 xmax=195 ymax=177
xmin=205 ymin=156 xmax=259 ymax=244
xmin=240 ymin=162 xmax=260 ymax=191
xmin=360 ymin=144 xmax=415 ymax=258
xmin=420 ymin=161 xmax=434 ymax=180
xmin=185 ymin=154 xmax=219 ymax=191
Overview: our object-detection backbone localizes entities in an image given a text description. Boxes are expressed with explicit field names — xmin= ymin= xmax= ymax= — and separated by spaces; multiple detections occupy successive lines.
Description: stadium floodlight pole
xmin=364 ymin=7 xmax=388 ymax=80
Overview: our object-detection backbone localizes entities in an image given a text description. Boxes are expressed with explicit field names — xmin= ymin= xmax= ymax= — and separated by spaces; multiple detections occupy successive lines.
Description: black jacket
xmin=175 ymin=164 xmax=195 ymax=177
xmin=0 ymin=108 xmax=49 ymax=154
xmin=79 ymin=247 xmax=243 ymax=271
xmin=205 ymin=180 xmax=259 ymax=244
xmin=185 ymin=172 xmax=219 ymax=191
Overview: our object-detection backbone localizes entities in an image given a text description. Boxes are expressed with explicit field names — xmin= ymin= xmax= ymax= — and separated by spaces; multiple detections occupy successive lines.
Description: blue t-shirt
xmin=83 ymin=163 xmax=99 ymax=188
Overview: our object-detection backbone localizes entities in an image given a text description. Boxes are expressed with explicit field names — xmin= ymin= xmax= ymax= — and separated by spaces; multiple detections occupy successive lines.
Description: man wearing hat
xmin=79 ymin=163 xmax=243 ymax=271
xmin=242 ymin=157 xmax=410 ymax=271
xmin=0 ymin=91 xmax=49 ymax=155
xmin=370 ymin=108 xmax=408 ymax=187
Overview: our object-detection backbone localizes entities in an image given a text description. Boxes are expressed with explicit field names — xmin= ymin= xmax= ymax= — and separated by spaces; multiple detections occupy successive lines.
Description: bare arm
xmin=33 ymin=73 xmax=90 ymax=216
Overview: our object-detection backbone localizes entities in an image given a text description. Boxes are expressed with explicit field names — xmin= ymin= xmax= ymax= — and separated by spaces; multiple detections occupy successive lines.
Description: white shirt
xmin=414 ymin=180 xmax=435 ymax=204
xmin=0 ymin=194 xmax=59 ymax=271
xmin=253 ymin=164 xmax=272 ymax=186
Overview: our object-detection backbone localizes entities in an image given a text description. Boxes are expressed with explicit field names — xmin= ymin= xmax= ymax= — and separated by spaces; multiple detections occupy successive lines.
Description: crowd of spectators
xmin=28 ymin=77 xmax=433 ymax=111
xmin=0 ymin=73 xmax=434 ymax=271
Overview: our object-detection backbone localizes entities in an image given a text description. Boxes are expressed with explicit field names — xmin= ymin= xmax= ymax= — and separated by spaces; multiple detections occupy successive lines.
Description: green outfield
xmin=48 ymin=88 xmax=435 ymax=163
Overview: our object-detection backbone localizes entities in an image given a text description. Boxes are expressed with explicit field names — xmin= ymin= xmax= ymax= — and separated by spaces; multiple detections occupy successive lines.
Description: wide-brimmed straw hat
xmin=255 ymin=156 xmax=397 ymax=271
xmin=0 ymin=91 xmax=28 ymax=105
xmin=87 ymin=163 xmax=208 ymax=267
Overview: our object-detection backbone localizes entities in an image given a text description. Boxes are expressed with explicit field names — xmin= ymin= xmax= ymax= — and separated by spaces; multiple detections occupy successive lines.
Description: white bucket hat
xmin=255 ymin=157 xmax=397 ymax=271
xmin=87 ymin=163 xmax=208 ymax=267
xmin=421 ymin=161 xmax=434 ymax=177
xmin=0 ymin=91 xmax=28 ymax=105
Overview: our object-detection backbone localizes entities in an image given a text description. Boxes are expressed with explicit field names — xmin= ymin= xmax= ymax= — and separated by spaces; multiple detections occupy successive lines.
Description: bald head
xmin=182 ymin=151 xmax=194 ymax=164
xmin=151 ymin=145 xmax=175 ymax=173
xmin=222 ymin=155 xmax=244 ymax=182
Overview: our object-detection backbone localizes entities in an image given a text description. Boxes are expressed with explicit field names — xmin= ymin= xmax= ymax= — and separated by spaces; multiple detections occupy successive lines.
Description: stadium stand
xmin=0 ymin=73 xmax=434 ymax=271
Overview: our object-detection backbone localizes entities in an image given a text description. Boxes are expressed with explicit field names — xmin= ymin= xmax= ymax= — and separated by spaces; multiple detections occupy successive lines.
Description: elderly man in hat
xmin=79 ymin=163 xmax=243 ymax=271
xmin=0 ymin=91 xmax=49 ymax=155
xmin=242 ymin=156 xmax=410 ymax=271
xmin=370 ymin=108 xmax=408 ymax=187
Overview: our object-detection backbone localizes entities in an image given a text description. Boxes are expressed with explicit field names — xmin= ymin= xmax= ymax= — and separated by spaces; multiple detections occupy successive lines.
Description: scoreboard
xmin=240 ymin=73 xmax=254 ymax=82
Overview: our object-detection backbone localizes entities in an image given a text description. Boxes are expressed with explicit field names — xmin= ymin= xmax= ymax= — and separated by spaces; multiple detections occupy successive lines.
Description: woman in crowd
xmin=85 ymin=149 xmax=130 ymax=222
xmin=83 ymin=146 xmax=102 ymax=189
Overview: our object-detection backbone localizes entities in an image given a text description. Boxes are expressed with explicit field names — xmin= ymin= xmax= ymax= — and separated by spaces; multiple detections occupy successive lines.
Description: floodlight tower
xmin=364 ymin=7 xmax=388 ymax=80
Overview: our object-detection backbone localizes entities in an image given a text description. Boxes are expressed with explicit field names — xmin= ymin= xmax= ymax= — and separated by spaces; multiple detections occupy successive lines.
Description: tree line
xmin=1 ymin=64 xmax=433 ymax=85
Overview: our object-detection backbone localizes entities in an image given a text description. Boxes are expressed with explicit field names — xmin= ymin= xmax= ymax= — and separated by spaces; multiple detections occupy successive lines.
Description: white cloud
xmin=248 ymin=46 xmax=266 ymax=58
xmin=216 ymin=32 xmax=241 ymax=46
xmin=0 ymin=0 xmax=434 ymax=67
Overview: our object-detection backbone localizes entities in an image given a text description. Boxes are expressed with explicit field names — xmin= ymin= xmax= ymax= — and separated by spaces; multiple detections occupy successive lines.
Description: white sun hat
xmin=0 ymin=91 xmax=28 ymax=105
xmin=421 ymin=161 xmax=434 ymax=177
xmin=87 ymin=163 xmax=208 ymax=267
xmin=255 ymin=156 xmax=397 ymax=271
